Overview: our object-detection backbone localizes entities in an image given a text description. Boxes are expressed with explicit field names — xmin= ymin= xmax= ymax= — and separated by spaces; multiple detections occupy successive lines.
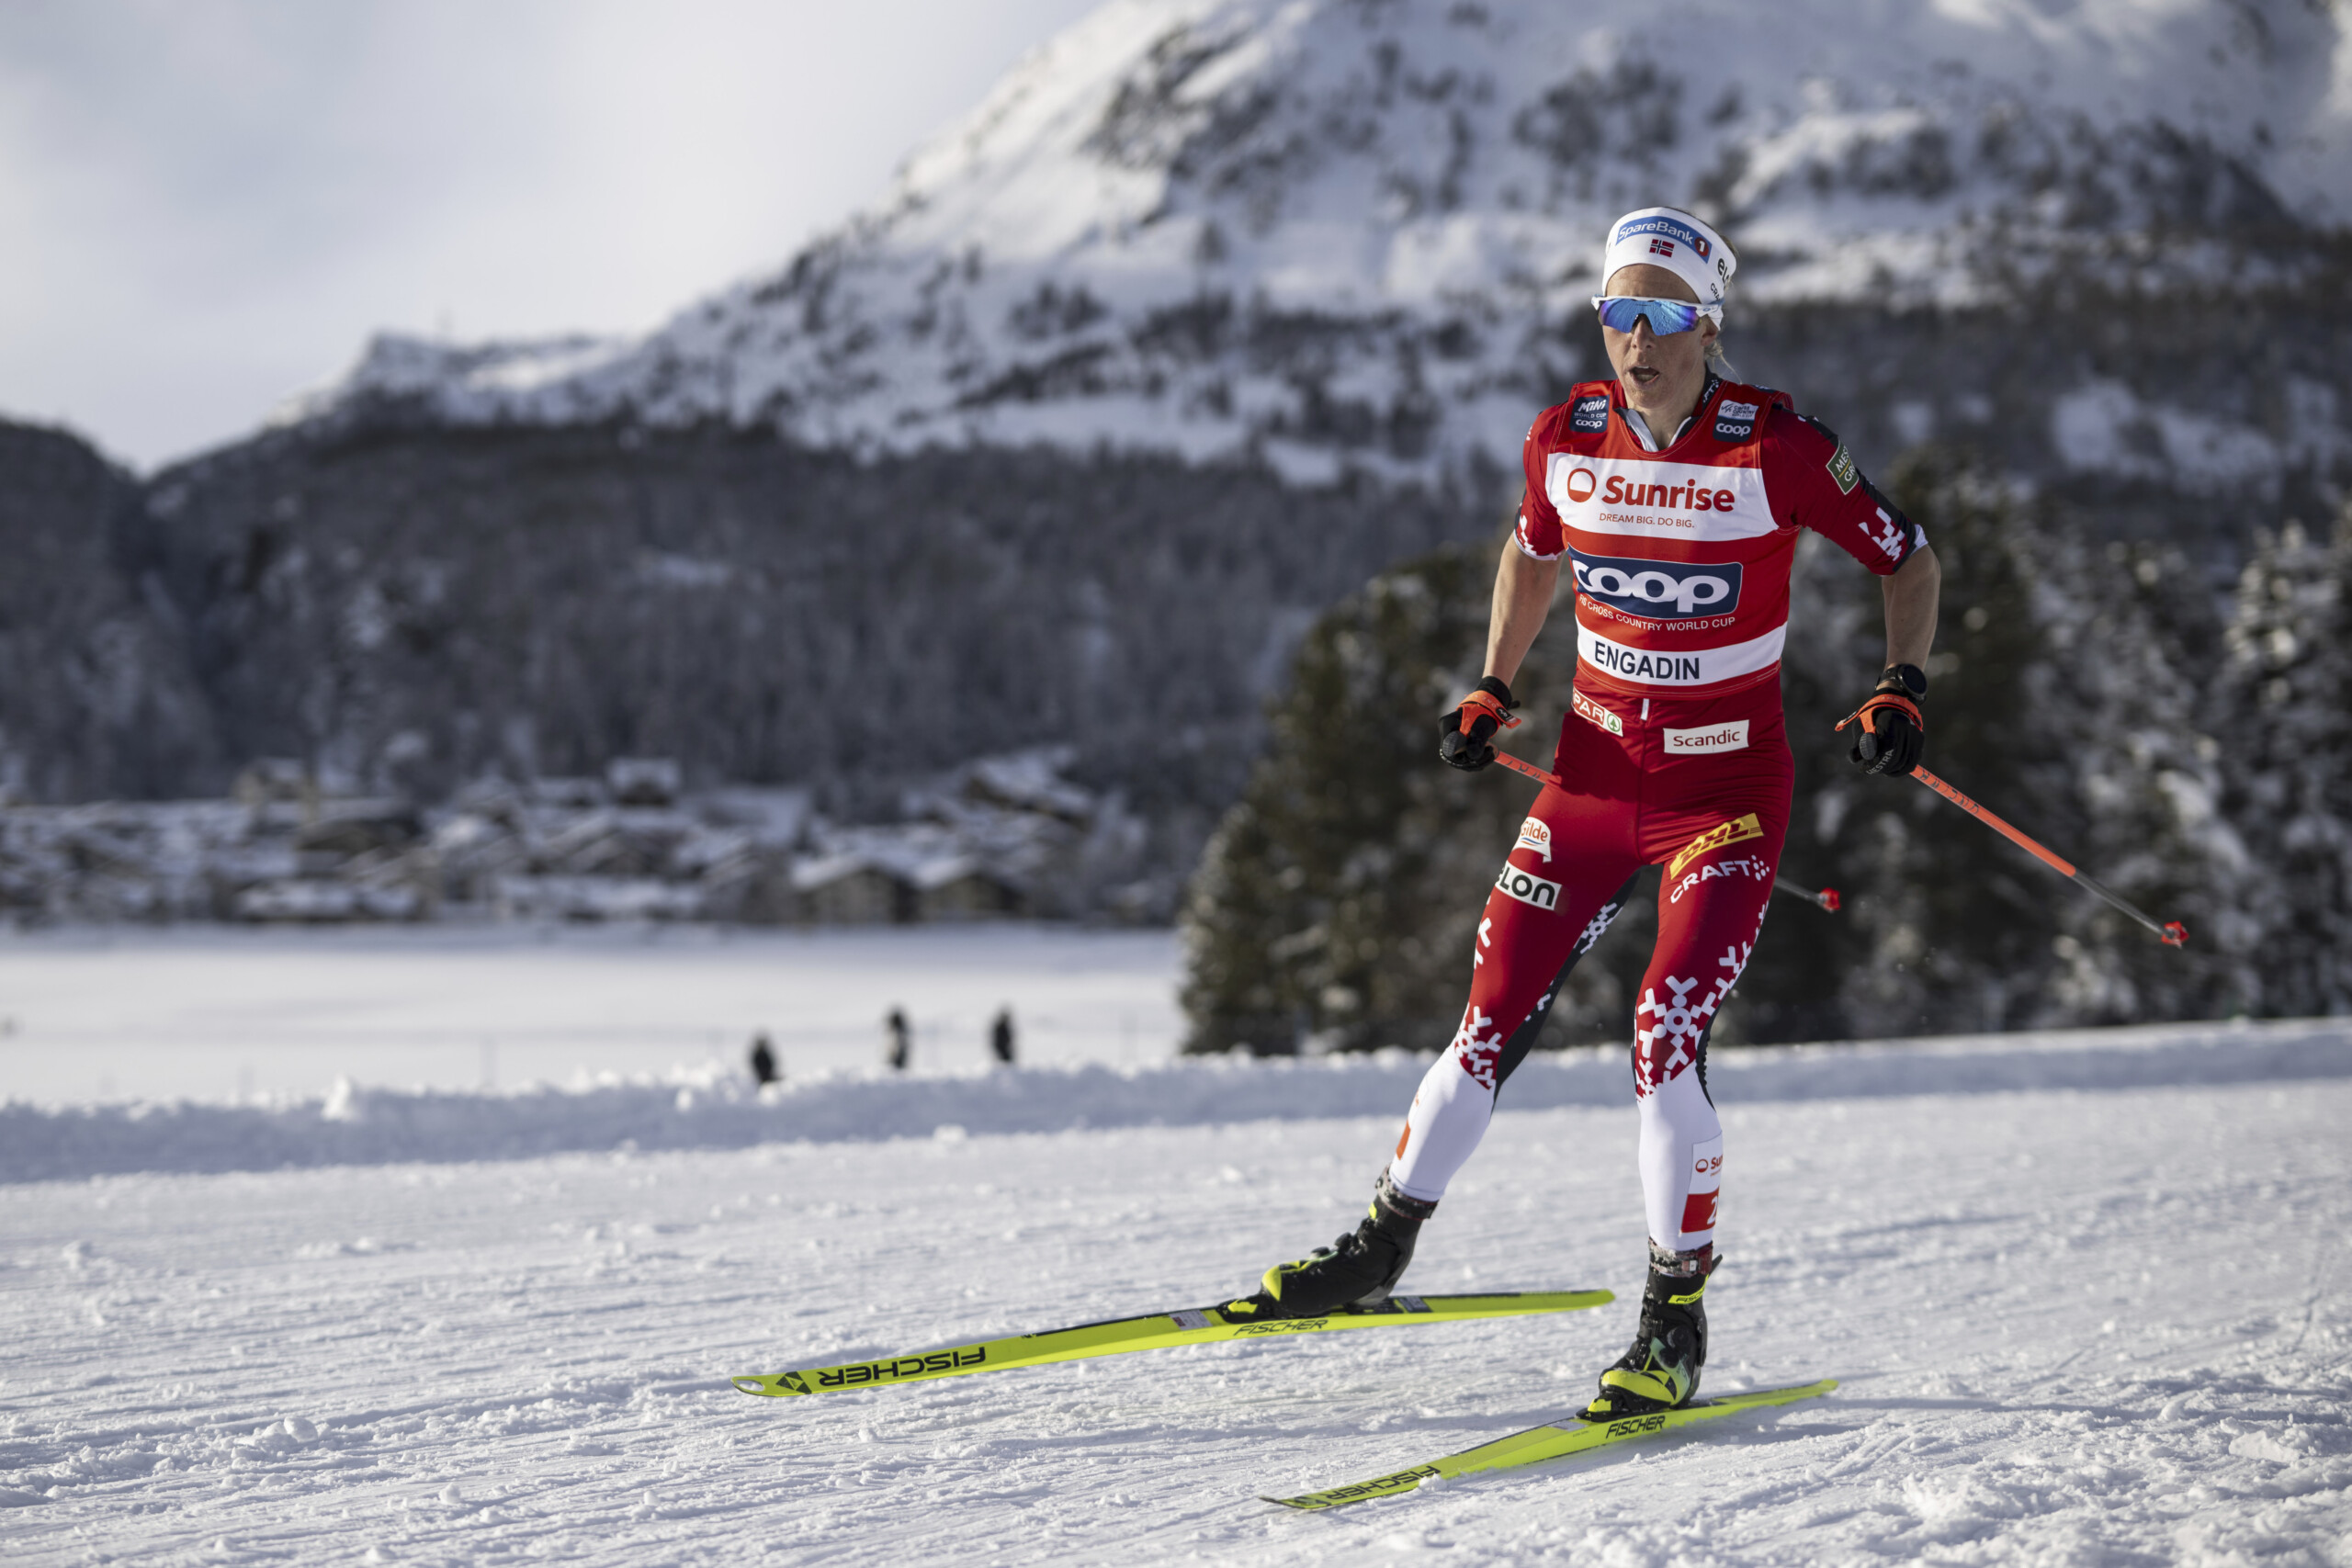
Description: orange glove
xmin=1439 ymin=677 xmax=1518 ymax=771
xmin=1842 ymin=666 xmax=1926 ymax=776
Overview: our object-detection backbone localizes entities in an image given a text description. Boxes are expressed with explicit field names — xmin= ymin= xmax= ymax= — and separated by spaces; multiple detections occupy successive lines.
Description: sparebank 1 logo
xmin=1568 ymin=548 xmax=1743 ymax=620
xmin=1613 ymin=213 xmax=1711 ymax=260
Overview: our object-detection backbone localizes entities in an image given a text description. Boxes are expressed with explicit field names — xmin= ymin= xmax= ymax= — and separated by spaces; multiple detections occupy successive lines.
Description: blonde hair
xmin=1705 ymin=334 xmax=1737 ymax=380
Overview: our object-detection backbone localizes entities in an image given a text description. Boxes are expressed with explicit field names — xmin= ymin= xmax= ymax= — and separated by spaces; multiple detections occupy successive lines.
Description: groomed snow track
xmin=5 ymin=1020 xmax=2347 ymax=1563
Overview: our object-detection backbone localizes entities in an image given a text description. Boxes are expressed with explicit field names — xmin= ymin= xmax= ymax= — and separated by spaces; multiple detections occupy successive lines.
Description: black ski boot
xmin=1586 ymin=1241 xmax=1716 ymax=1419
xmin=1229 ymin=1175 xmax=1435 ymax=1320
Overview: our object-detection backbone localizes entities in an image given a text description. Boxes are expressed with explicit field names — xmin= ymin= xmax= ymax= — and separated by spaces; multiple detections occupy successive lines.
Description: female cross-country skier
xmin=1225 ymin=207 xmax=1942 ymax=1419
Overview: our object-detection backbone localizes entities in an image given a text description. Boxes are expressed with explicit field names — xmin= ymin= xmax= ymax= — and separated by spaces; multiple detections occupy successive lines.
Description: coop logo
xmin=1570 ymin=549 xmax=1743 ymax=620
xmin=1568 ymin=394 xmax=1610 ymax=434
xmin=1561 ymin=466 xmax=1599 ymax=503
xmin=1495 ymin=863 xmax=1561 ymax=911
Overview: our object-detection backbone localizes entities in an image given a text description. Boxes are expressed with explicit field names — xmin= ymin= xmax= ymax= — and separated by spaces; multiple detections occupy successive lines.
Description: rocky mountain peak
xmin=286 ymin=0 xmax=2347 ymax=485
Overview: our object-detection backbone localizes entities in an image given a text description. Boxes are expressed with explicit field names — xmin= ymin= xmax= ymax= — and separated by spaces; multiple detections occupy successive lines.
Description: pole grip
xmin=1490 ymin=751 xmax=1564 ymax=790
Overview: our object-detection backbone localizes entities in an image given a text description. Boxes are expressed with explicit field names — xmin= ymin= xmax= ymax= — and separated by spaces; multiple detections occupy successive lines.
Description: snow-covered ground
xmin=4 ymin=1014 xmax=2348 ymax=1563
xmin=0 ymin=923 xmax=1183 ymax=1106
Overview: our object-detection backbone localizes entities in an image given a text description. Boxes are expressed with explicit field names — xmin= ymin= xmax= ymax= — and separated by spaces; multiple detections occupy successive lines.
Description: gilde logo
xmin=1563 ymin=467 xmax=1598 ymax=503
xmin=1515 ymin=817 xmax=1554 ymax=863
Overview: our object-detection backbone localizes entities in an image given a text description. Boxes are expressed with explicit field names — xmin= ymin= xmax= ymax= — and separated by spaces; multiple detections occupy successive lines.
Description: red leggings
xmin=1386 ymin=682 xmax=1792 ymax=1252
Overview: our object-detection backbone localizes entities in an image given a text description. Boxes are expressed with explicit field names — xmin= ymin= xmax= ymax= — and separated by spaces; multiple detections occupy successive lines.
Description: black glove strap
xmin=1474 ymin=675 xmax=1516 ymax=709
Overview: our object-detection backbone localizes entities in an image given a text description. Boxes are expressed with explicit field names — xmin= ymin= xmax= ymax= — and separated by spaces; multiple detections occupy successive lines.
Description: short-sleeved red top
xmin=1517 ymin=375 xmax=1926 ymax=699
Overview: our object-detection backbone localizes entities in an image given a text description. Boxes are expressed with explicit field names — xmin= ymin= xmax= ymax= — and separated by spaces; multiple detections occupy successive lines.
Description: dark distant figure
xmin=989 ymin=1008 xmax=1016 ymax=1066
xmin=885 ymin=1007 xmax=910 ymax=1072
xmin=749 ymin=1032 xmax=778 ymax=1086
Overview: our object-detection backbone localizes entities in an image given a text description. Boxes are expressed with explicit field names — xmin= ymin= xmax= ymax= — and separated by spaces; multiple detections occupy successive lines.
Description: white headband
xmin=1600 ymin=207 xmax=1736 ymax=310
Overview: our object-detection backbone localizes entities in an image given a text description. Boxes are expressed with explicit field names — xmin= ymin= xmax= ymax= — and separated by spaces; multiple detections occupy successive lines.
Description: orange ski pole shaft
xmin=1838 ymin=704 xmax=2187 ymax=949
xmin=1907 ymin=764 xmax=2188 ymax=949
xmin=1489 ymin=750 xmax=1562 ymax=790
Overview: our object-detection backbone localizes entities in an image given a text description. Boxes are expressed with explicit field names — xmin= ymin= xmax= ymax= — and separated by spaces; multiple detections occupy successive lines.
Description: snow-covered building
xmin=0 ymin=749 xmax=1136 ymax=929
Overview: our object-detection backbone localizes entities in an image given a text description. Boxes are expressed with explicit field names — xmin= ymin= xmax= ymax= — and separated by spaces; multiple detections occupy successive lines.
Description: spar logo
xmin=1573 ymin=688 xmax=1624 ymax=736
xmin=1495 ymin=863 xmax=1561 ymax=911
xmin=1569 ymin=548 xmax=1743 ymax=620
xmin=1562 ymin=467 xmax=1598 ymax=503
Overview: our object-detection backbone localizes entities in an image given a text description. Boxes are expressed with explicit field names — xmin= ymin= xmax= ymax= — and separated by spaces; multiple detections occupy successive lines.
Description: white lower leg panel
xmin=1636 ymin=1066 xmax=1724 ymax=1252
xmin=1384 ymin=1048 xmax=1495 ymax=1204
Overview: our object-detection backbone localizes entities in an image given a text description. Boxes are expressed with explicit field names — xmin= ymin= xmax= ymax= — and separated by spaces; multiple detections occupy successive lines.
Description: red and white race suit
xmin=1386 ymin=375 xmax=1926 ymax=1255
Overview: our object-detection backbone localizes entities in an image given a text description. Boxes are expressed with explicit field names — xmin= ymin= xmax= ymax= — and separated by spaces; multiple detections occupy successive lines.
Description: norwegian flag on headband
xmin=1603 ymin=208 xmax=1736 ymax=306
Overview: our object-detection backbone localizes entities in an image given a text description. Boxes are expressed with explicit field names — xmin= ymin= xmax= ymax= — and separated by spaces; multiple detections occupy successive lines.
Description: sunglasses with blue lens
xmin=1590 ymin=296 xmax=1721 ymax=335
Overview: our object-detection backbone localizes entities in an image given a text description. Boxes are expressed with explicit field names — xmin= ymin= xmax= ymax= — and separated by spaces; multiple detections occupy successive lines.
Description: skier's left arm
xmin=1881 ymin=547 xmax=1940 ymax=672
xmin=1769 ymin=409 xmax=1939 ymax=775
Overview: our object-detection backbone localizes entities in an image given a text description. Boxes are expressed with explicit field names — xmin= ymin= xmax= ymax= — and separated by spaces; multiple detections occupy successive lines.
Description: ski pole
xmin=1837 ymin=706 xmax=2188 ymax=948
xmin=1489 ymin=750 xmax=1562 ymax=790
xmin=1773 ymin=875 xmax=1840 ymax=911
xmin=1905 ymin=765 xmax=2187 ymax=946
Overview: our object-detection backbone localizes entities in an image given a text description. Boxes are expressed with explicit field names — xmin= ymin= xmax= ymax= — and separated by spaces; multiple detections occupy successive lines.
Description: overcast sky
xmin=0 ymin=0 xmax=1102 ymax=469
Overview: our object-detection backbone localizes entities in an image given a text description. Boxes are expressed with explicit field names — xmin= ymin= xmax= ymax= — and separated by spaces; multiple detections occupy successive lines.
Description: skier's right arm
xmin=1440 ymin=502 xmax=1560 ymax=771
xmin=1483 ymin=533 xmax=1559 ymax=692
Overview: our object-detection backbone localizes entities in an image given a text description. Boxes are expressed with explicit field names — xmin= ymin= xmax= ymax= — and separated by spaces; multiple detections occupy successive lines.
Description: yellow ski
xmin=730 ymin=1290 xmax=1611 ymax=1399
xmin=1263 ymin=1379 xmax=1838 ymax=1510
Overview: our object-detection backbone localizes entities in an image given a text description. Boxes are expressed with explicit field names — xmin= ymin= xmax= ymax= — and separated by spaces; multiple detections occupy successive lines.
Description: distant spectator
xmin=885 ymin=1007 xmax=910 ymax=1072
xmin=990 ymin=1007 xmax=1016 ymax=1066
xmin=749 ymin=1032 xmax=778 ymax=1086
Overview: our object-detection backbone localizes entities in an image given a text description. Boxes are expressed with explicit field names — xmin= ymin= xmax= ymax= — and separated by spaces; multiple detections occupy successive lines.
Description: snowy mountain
xmin=285 ymin=0 xmax=2352 ymax=485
